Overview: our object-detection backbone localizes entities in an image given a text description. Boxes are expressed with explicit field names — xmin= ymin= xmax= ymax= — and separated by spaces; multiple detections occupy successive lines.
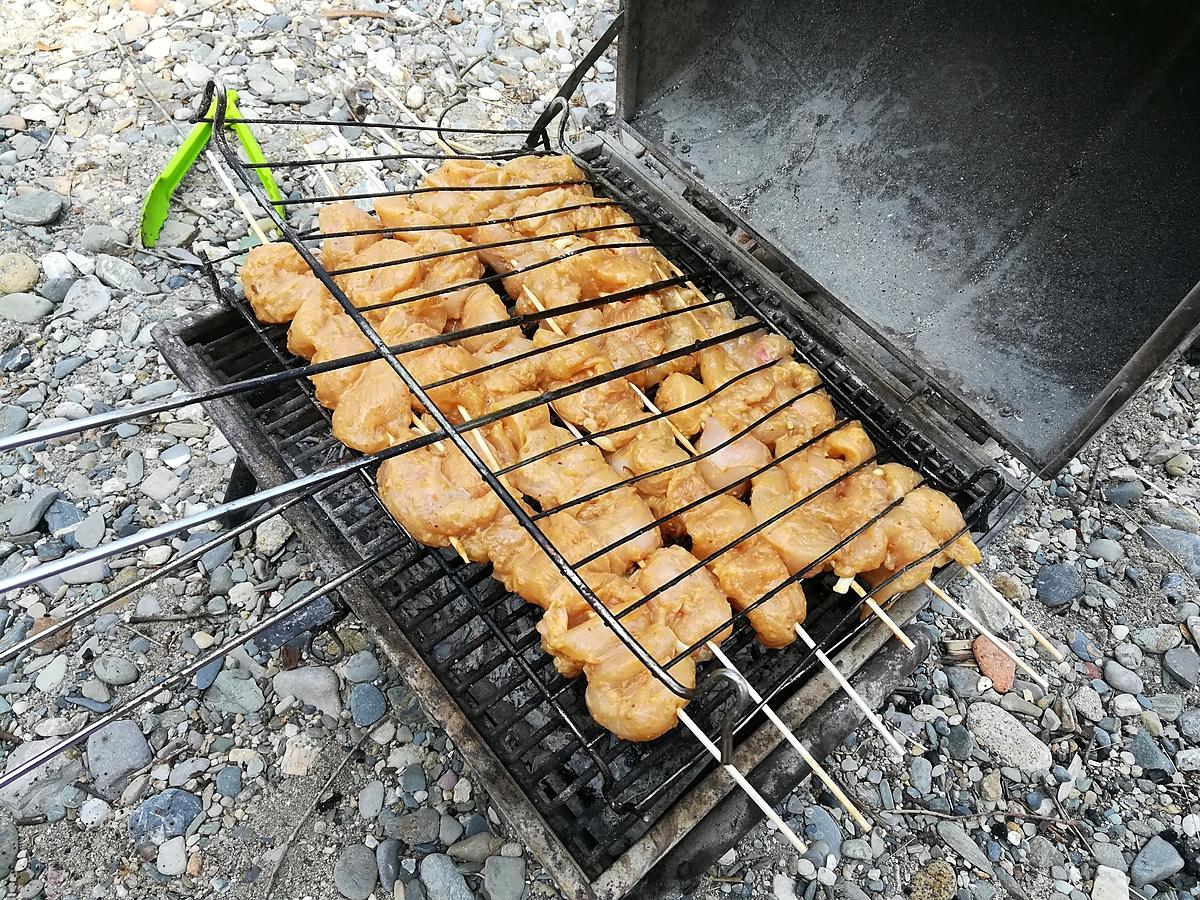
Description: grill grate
xmin=169 ymin=128 xmax=1000 ymax=873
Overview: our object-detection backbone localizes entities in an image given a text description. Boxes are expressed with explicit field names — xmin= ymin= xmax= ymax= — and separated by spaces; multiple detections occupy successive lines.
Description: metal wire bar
xmin=0 ymin=540 xmax=403 ymax=792
xmin=0 ymin=489 xmax=316 ymax=664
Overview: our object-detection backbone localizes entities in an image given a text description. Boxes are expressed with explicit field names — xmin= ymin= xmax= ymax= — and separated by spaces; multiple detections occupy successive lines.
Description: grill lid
xmin=615 ymin=0 xmax=1200 ymax=475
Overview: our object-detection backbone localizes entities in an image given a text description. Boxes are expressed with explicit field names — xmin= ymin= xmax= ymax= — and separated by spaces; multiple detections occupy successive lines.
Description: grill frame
xmin=153 ymin=129 xmax=1015 ymax=898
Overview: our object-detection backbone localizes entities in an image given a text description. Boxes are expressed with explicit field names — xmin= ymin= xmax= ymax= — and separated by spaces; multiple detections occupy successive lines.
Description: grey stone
xmin=1163 ymin=646 xmax=1199 ymax=688
xmin=1150 ymin=505 xmax=1200 ymax=534
xmin=439 ymin=815 xmax=464 ymax=846
xmin=1102 ymin=480 xmax=1144 ymax=507
xmin=205 ymin=670 xmax=265 ymax=715
xmin=1130 ymin=835 xmax=1184 ymax=886
xmin=156 ymin=835 xmax=187 ymax=876
xmin=1129 ymin=729 xmax=1175 ymax=777
xmin=140 ymin=468 xmax=180 ymax=502
xmin=0 ymin=737 xmax=83 ymax=818
xmin=1027 ymin=835 xmax=1063 ymax=870
xmin=960 ymin=578 xmax=1011 ymax=632
xmin=803 ymin=805 xmax=843 ymax=859
xmin=1092 ymin=866 xmax=1130 ymax=900
xmin=0 ymin=404 xmax=28 ymax=438
xmin=349 ymin=682 xmax=385 ymax=727
xmin=1150 ymin=693 xmax=1183 ymax=721
xmin=62 ymin=276 xmax=111 ymax=322
xmin=86 ymin=719 xmax=151 ymax=799
xmin=272 ymin=666 xmax=341 ymax=719
xmin=94 ymin=254 xmax=155 ymax=294
xmin=1073 ymin=686 xmax=1105 ymax=722
xmin=1087 ymin=538 xmax=1124 ymax=563
xmin=333 ymin=844 xmax=378 ymax=900
xmin=936 ymin=821 xmax=994 ymax=874
xmin=1035 ymin=563 xmax=1083 ymax=607
xmin=1143 ymin=526 xmax=1200 ymax=575
xmin=392 ymin=808 xmax=440 ymax=844
xmin=215 ymin=766 xmax=241 ymax=797
xmin=80 ymin=225 xmax=127 ymax=254
xmin=376 ymin=839 xmax=401 ymax=892
xmin=0 ymin=811 xmax=16 ymax=878
xmin=1091 ymin=841 xmax=1128 ymax=873
xmin=1178 ymin=707 xmax=1200 ymax=741
xmin=193 ymin=657 xmax=222 ymax=691
xmin=254 ymin=516 xmax=292 ymax=556
xmin=419 ymin=853 xmax=473 ymax=900
xmin=3 ymin=190 xmax=65 ymax=225
xmin=357 ymin=780 xmax=384 ymax=819
xmin=448 ymin=832 xmax=503 ymax=863
xmin=1103 ymin=660 xmax=1144 ymax=694
xmin=93 ymin=653 xmax=138 ymax=686
xmin=128 ymin=788 xmax=201 ymax=846
xmin=74 ymin=513 xmax=105 ymax=549
xmin=200 ymin=538 xmax=234 ymax=572
xmin=1133 ymin=624 xmax=1182 ymax=653
xmin=8 ymin=486 xmax=58 ymax=534
xmin=966 ymin=702 xmax=1052 ymax=774
xmin=342 ymin=650 xmax=379 ymax=684
xmin=131 ymin=379 xmax=178 ymax=402
xmin=0 ymin=292 xmax=53 ymax=323
xmin=482 ymin=855 xmax=526 ymax=900
xmin=909 ymin=756 xmax=933 ymax=794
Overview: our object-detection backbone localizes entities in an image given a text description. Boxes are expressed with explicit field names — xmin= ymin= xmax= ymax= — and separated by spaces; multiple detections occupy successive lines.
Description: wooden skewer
xmin=923 ymin=581 xmax=1050 ymax=691
xmin=837 ymin=578 xmax=917 ymax=652
xmin=963 ymin=566 xmax=1064 ymax=663
xmin=793 ymin=624 xmax=922 ymax=757
xmin=707 ymin=642 xmax=871 ymax=832
xmin=676 ymin=707 xmax=808 ymax=852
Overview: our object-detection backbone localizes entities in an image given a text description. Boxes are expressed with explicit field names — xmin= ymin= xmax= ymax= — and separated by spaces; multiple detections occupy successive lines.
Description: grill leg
xmin=218 ymin=458 xmax=259 ymax=529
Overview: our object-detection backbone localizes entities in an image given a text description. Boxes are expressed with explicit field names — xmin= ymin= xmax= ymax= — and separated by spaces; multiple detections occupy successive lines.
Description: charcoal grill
xmin=4 ymin=3 xmax=1199 ymax=898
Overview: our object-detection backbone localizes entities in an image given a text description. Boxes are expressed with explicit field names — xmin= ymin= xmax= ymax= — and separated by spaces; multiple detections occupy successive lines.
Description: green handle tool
xmin=141 ymin=88 xmax=284 ymax=248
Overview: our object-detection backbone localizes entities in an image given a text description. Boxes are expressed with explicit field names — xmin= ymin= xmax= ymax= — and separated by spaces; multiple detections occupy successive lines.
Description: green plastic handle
xmin=141 ymin=89 xmax=284 ymax=248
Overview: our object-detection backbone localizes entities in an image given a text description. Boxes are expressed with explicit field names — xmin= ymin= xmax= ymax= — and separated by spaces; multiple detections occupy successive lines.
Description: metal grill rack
xmin=0 ymin=56 xmax=1011 ymax=900
xmin=161 ymin=79 xmax=1002 ymax=878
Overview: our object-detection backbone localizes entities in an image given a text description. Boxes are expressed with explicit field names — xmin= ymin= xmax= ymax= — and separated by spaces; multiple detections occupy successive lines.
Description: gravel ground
xmin=1 ymin=2 xmax=1198 ymax=900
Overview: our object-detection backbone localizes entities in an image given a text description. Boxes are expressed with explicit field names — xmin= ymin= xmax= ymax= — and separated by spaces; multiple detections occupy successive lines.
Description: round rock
xmin=94 ymin=652 xmax=138 ymax=686
xmin=333 ymin=844 xmax=378 ymax=900
xmin=3 ymin=190 xmax=65 ymax=226
xmin=0 ymin=253 xmax=38 ymax=294
xmin=965 ymin=701 xmax=1052 ymax=774
xmin=349 ymin=683 xmax=385 ymax=727
xmin=1034 ymin=562 xmax=1083 ymax=607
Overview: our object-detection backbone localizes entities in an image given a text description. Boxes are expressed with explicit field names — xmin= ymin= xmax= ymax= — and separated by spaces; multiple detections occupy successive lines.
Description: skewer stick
xmin=923 ymin=581 xmax=1050 ymax=691
xmin=793 ymin=624 xmax=921 ymax=757
xmin=676 ymin=708 xmax=808 ymax=852
xmin=839 ymin=579 xmax=917 ymax=651
xmin=963 ymin=566 xmax=1064 ymax=662
xmin=706 ymin=642 xmax=871 ymax=832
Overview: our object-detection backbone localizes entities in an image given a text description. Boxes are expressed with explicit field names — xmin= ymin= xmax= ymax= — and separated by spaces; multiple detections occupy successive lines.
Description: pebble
xmin=1091 ymin=866 xmax=1130 ymax=900
xmin=1129 ymin=728 xmax=1175 ymax=776
xmin=215 ymin=766 xmax=241 ymax=797
xmin=128 ymin=788 xmax=201 ymax=846
xmin=936 ymin=821 xmax=994 ymax=873
xmin=254 ymin=516 xmax=293 ymax=556
xmin=419 ymin=853 xmax=473 ymax=900
xmin=140 ymin=467 xmax=180 ymax=502
xmin=3 ymin=190 xmax=65 ymax=225
xmin=1130 ymin=835 xmax=1184 ymax=886
xmin=1133 ymin=624 xmax=1181 ymax=653
xmin=205 ymin=670 xmax=265 ymax=715
xmin=333 ymin=844 xmax=378 ymax=900
xmin=0 ymin=813 xmax=15 ymax=878
xmin=358 ymin=780 xmax=385 ymax=819
xmin=156 ymin=836 xmax=187 ymax=876
xmin=1102 ymin=660 xmax=1144 ymax=694
xmin=376 ymin=839 xmax=401 ymax=892
xmin=1035 ymin=563 xmax=1084 ymax=606
xmin=342 ymin=650 xmax=380 ymax=684
xmin=9 ymin=486 xmax=59 ymax=534
xmin=86 ymin=719 xmax=151 ymax=799
xmin=0 ymin=291 xmax=53 ymax=324
xmin=449 ymin=832 xmax=503 ymax=863
xmin=1074 ymin=685 xmax=1105 ymax=722
xmin=78 ymin=797 xmax=111 ymax=827
xmin=0 ymin=404 xmax=28 ymax=438
xmin=1087 ymin=538 xmax=1124 ymax=562
xmin=966 ymin=702 xmax=1051 ymax=773
xmin=1143 ymin=526 xmax=1200 ymax=575
xmin=1069 ymin=629 xmax=1103 ymax=663
xmin=909 ymin=756 xmax=933 ymax=794
xmin=972 ymin=636 xmax=1015 ymax=692
xmin=94 ymin=653 xmax=138 ymax=686
xmin=62 ymin=275 xmax=111 ymax=322
xmin=481 ymin=855 xmax=526 ymax=900
xmin=0 ymin=253 xmax=38 ymax=294
xmin=94 ymin=254 xmax=155 ymax=294
xmin=1163 ymin=646 xmax=1199 ymax=687
xmin=349 ymin=682 xmax=385 ymax=727
xmin=0 ymin=737 xmax=83 ymax=818
xmin=80 ymin=225 xmax=127 ymax=254
xmin=272 ymin=666 xmax=341 ymax=719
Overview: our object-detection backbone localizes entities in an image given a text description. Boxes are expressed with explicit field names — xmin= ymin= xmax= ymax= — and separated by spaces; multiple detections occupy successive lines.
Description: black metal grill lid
xmin=614 ymin=0 xmax=1200 ymax=476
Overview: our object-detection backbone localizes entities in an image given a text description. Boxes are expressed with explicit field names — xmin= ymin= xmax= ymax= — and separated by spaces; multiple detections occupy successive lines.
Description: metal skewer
xmin=923 ymin=580 xmax=1050 ymax=691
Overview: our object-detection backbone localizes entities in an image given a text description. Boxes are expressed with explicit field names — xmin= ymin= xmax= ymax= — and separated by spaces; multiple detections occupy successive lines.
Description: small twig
xmin=319 ymin=9 xmax=395 ymax=20
xmin=891 ymin=808 xmax=1082 ymax=828
xmin=263 ymin=730 xmax=371 ymax=898
xmin=118 ymin=622 xmax=167 ymax=649
xmin=128 ymin=612 xmax=213 ymax=624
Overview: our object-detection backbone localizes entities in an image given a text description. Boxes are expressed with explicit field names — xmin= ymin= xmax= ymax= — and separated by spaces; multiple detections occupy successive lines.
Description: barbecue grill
xmin=3 ymin=3 xmax=1199 ymax=898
